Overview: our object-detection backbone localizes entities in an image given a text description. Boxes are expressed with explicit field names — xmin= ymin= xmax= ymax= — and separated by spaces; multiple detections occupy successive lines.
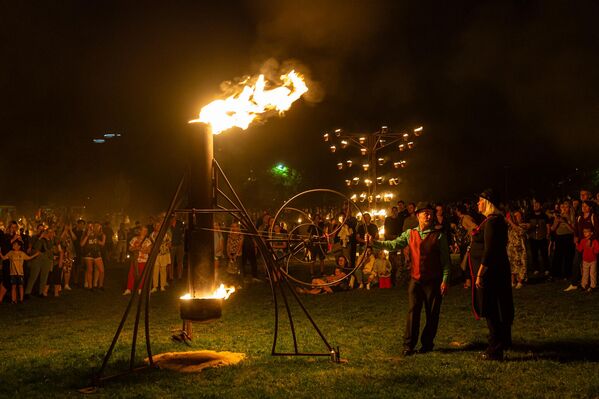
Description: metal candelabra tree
xmin=323 ymin=125 xmax=424 ymax=207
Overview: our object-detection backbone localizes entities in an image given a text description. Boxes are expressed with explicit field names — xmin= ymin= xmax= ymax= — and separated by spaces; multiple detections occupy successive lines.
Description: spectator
xmin=72 ymin=219 xmax=86 ymax=287
xmin=151 ymin=221 xmax=171 ymax=293
xmin=336 ymin=221 xmax=353 ymax=261
xmin=565 ymin=200 xmax=598 ymax=292
xmin=47 ymin=228 xmax=64 ymax=297
xmin=356 ymin=213 xmax=379 ymax=251
xmin=0 ymin=221 xmax=22 ymax=303
xmin=454 ymin=205 xmax=478 ymax=288
xmin=354 ymin=248 xmax=376 ymax=289
xmin=115 ymin=223 xmax=128 ymax=264
xmin=170 ymin=218 xmax=185 ymax=280
xmin=240 ymin=230 xmax=259 ymax=282
xmin=226 ymin=221 xmax=243 ymax=275
xmin=123 ymin=226 xmax=152 ymax=295
xmin=296 ymin=262 xmax=349 ymax=295
xmin=507 ymin=210 xmax=528 ymax=289
xmin=527 ymin=200 xmax=551 ymax=278
xmin=0 ymin=240 xmax=39 ymax=303
xmin=213 ymin=221 xmax=224 ymax=270
xmin=402 ymin=202 xmax=418 ymax=232
xmin=551 ymin=201 xmax=576 ymax=280
xmin=271 ymin=223 xmax=287 ymax=261
xmin=60 ymin=224 xmax=76 ymax=291
xmin=25 ymin=229 xmax=53 ymax=297
xmin=307 ymin=214 xmax=327 ymax=276
xmin=433 ymin=203 xmax=450 ymax=233
xmin=384 ymin=207 xmax=402 ymax=287
xmin=372 ymin=250 xmax=393 ymax=289
xmin=576 ymin=226 xmax=598 ymax=292
xmin=80 ymin=222 xmax=106 ymax=291
xmin=396 ymin=200 xmax=409 ymax=231
xmin=102 ymin=221 xmax=114 ymax=262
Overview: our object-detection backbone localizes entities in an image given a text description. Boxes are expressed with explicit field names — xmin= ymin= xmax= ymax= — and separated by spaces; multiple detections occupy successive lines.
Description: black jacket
xmin=470 ymin=214 xmax=514 ymax=322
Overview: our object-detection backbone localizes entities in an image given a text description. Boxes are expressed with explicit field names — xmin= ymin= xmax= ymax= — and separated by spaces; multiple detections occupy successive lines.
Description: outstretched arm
xmin=372 ymin=229 xmax=410 ymax=252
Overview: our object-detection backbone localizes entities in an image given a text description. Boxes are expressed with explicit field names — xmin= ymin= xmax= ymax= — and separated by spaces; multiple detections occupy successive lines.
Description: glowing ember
xmin=180 ymin=284 xmax=236 ymax=300
xmin=190 ymin=70 xmax=308 ymax=135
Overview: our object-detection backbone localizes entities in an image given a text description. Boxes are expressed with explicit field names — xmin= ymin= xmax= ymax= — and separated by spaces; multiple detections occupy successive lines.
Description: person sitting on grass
xmin=0 ymin=240 xmax=40 ymax=303
xmin=296 ymin=266 xmax=348 ymax=295
xmin=353 ymin=248 xmax=376 ymax=289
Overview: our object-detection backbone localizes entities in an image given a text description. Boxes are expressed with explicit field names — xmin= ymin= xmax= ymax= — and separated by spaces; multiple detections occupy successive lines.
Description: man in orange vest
xmin=370 ymin=202 xmax=451 ymax=356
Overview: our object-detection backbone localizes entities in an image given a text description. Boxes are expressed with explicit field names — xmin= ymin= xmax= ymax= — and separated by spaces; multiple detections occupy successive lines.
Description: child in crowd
xmin=0 ymin=240 xmax=40 ymax=303
xmin=373 ymin=250 xmax=393 ymax=289
xmin=576 ymin=227 xmax=599 ymax=292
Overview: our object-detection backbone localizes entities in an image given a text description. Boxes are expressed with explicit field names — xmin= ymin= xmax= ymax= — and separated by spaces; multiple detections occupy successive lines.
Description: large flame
xmin=180 ymin=284 xmax=236 ymax=300
xmin=190 ymin=70 xmax=308 ymax=134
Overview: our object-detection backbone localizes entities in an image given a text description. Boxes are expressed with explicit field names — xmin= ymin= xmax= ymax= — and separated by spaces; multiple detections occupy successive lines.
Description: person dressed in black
xmin=371 ymin=203 xmax=451 ymax=356
xmin=470 ymin=189 xmax=514 ymax=361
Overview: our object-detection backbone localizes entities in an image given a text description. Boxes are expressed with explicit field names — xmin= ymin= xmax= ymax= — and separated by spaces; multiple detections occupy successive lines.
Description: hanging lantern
xmin=381 ymin=126 xmax=388 ymax=133
xmin=360 ymin=148 xmax=367 ymax=155
xmin=393 ymin=161 xmax=401 ymax=169
xmin=335 ymin=128 xmax=342 ymax=137
xmin=359 ymin=136 xmax=366 ymax=144
xmin=362 ymin=163 xmax=370 ymax=171
xmin=340 ymin=140 xmax=348 ymax=148
xmin=350 ymin=193 xmax=357 ymax=201
xmin=408 ymin=141 xmax=414 ymax=149
xmin=337 ymin=162 xmax=344 ymax=170
xmin=345 ymin=179 xmax=352 ymax=186
xmin=323 ymin=133 xmax=329 ymax=142
xmin=352 ymin=177 xmax=360 ymax=185
xmin=377 ymin=176 xmax=384 ymax=184
xmin=377 ymin=157 xmax=385 ymax=166
xmin=346 ymin=160 xmax=353 ymax=167
xmin=402 ymin=133 xmax=409 ymax=141
xmin=414 ymin=126 xmax=423 ymax=136
xmin=364 ymin=178 xmax=372 ymax=186
xmin=398 ymin=144 xmax=405 ymax=152
xmin=329 ymin=145 xmax=336 ymax=153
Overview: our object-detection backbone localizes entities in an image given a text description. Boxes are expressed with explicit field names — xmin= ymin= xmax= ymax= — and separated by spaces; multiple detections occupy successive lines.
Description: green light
xmin=272 ymin=163 xmax=289 ymax=176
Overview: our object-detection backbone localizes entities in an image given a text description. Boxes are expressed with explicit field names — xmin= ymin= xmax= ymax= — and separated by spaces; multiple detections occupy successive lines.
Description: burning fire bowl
xmin=180 ymin=298 xmax=222 ymax=322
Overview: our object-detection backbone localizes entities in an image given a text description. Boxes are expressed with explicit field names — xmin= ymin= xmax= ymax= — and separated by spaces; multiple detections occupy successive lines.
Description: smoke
xmin=247 ymin=0 xmax=392 ymax=102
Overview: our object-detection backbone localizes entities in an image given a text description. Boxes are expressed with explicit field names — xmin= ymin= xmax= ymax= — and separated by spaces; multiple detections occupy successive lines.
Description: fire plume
xmin=190 ymin=70 xmax=308 ymax=134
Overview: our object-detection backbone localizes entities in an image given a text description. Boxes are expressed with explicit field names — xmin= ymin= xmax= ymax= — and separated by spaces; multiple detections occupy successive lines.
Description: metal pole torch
xmin=188 ymin=124 xmax=216 ymax=297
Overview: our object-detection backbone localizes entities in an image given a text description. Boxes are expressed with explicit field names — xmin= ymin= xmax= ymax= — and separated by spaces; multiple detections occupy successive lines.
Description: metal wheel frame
xmin=270 ymin=188 xmax=368 ymax=288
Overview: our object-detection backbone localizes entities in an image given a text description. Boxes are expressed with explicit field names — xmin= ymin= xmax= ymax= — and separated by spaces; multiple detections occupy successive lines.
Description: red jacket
xmin=576 ymin=238 xmax=599 ymax=262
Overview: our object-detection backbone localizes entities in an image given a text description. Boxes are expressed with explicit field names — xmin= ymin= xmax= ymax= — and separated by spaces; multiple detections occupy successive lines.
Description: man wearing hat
xmin=369 ymin=202 xmax=451 ymax=356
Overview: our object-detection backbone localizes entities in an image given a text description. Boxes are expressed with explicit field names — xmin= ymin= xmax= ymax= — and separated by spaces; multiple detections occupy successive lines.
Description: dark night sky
xmin=2 ymin=1 xmax=599 ymax=213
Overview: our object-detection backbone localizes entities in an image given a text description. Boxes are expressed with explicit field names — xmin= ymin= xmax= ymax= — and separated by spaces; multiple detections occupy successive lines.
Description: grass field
xmin=1 ymin=263 xmax=598 ymax=398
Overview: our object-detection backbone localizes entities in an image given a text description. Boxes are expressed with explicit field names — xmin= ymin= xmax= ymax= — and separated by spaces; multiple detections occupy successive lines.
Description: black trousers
xmin=404 ymin=278 xmax=443 ymax=350
xmin=241 ymin=248 xmax=257 ymax=278
xmin=552 ymin=234 xmax=574 ymax=278
xmin=529 ymin=238 xmax=549 ymax=274
xmin=485 ymin=314 xmax=512 ymax=355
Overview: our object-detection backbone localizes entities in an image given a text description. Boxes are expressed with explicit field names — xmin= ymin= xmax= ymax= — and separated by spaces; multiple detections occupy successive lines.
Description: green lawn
xmin=1 ymin=264 xmax=598 ymax=398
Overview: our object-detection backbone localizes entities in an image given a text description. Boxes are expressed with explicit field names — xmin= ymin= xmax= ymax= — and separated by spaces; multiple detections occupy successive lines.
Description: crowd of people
xmin=293 ymin=188 xmax=599 ymax=296
xmin=1 ymin=188 xmax=598 ymax=307
xmin=0 ymin=216 xmax=187 ymax=304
